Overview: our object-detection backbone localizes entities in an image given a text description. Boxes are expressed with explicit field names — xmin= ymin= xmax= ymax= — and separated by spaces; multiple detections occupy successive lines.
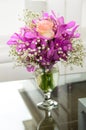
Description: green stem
xmin=40 ymin=70 xmax=54 ymax=93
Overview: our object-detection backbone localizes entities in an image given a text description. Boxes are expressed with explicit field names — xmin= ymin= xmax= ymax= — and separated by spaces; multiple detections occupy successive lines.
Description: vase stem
xmin=37 ymin=91 xmax=58 ymax=110
xmin=44 ymin=92 xmax=51 ymax=100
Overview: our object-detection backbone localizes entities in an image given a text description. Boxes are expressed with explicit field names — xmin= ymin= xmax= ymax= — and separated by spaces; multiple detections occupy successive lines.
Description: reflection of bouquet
xmin=7 ymin=10 xmax=85 ymax=72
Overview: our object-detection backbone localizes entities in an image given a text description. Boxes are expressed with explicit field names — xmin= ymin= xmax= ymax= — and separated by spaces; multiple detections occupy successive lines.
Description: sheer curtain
xmin=82 ymin=0 xmax=86 ymax=28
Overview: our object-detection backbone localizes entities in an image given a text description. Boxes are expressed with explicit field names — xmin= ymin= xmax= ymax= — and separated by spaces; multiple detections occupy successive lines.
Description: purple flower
xmin=7 ymin=11 xmax=81 ymax=72
xmin=7 ymin=33 xmax=20 ymax=45
xmin=26 ymin=65 xmax=36 ymax=72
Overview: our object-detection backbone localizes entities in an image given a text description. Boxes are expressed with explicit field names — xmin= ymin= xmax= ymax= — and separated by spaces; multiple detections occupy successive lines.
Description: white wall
xmin=0 ymin=0 xmax=24 ymax=35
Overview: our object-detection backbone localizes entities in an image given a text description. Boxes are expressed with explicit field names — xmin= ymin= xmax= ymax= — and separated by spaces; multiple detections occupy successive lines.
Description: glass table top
xmin=20 ymin=72 xmax=86 ymax=130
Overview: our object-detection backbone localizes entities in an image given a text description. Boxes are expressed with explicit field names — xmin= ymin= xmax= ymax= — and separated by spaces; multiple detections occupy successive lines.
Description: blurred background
xmin=0 ymin=1 xmax=86 ymax=130
xmin=0 ymin=0 xmax=86 ymax=81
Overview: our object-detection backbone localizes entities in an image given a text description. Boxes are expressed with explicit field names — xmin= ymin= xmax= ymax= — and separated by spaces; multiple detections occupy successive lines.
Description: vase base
xmin=37 ymin=100 xmax=58 ymax=110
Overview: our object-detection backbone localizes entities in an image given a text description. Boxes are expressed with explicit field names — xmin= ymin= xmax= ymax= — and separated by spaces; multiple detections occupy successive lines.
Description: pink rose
xmin=36 ymin=20 xmax=54 ymax=39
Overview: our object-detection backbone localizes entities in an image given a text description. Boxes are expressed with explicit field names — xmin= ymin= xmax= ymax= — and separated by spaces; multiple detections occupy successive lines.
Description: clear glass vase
xmin=35 ymin=65 xmax=59 ymax=110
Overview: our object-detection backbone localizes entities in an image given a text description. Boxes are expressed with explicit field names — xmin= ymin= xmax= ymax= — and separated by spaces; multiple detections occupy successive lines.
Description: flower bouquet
xmin=7 ymin=10 xmax=85 ymax=110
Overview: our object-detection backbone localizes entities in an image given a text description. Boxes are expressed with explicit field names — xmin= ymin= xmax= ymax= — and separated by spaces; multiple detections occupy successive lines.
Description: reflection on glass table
xmin=20 ymin=72 xmax=86 ymax=130
xmin=37 ymin=109 xmax=59 ymax=130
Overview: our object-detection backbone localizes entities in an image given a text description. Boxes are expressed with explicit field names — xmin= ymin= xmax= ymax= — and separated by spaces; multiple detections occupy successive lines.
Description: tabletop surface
xmin=20 ymin=73 xmax=86 ymax=130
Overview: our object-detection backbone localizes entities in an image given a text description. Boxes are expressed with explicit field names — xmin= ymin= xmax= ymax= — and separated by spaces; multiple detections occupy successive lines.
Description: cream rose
xmin=36 ymin=20 xmax=54 ymax=39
